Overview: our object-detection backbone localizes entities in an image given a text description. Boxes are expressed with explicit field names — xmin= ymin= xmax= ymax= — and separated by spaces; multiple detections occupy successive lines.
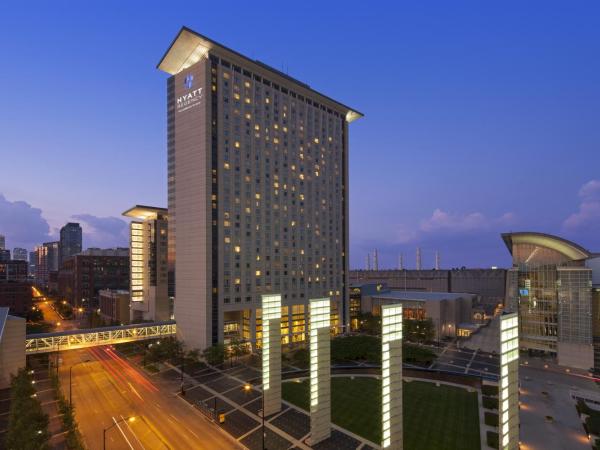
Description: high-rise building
xmin=0 ymin=235 xmax=5 ymax=249
xmin=503 ymin=232 xmax=598 ymax=369
xmin=0 ymin=250 xmax=10 ymax=262
xmin=28 ymin=251 xmax=36 ymax=277
xmin=12 ymin=248 xmax=27 ymax=262
xmin=35 ymin=241 xmax=59 ymax=288
xmin=59 ymin=222 xmax=82 ymax=267
xmin=122 ymin=205 xmax=169 ymax=322
xmin=159 ymin=27 xmax=362 ymax=349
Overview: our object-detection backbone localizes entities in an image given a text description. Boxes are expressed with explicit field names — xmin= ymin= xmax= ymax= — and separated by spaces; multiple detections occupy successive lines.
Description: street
xmin=60 ymin=347 xmax=237 ymax=450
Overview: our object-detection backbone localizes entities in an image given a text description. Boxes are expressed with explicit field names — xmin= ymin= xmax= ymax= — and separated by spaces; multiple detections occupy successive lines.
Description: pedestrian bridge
xmin=25 ymin=321 xmax=177 ymax=354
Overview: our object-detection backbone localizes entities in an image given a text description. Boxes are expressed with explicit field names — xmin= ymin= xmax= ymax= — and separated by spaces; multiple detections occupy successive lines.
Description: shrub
xmin=587 ymin=415 xmax=600 ymax=435
xmin=483 ymin=396 xmax=499 ymax=410
xmin=202 ymin=343 xmax=226 ymax=365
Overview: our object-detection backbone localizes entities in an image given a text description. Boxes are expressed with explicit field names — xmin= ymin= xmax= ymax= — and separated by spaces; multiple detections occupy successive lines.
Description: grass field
xmin=282 ymin=377 xmax=480 ymax=450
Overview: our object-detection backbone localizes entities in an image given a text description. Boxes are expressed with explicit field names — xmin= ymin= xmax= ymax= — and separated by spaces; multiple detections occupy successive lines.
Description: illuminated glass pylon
xmin=309 ymin=297 xmax=331 ymax=444
xmin=381 ymin=304 xmax=403 ymax=449
xmin=499 ymin=312 xmax=519 ymax=450
xmin=262 ymin=294 xmax=282 ymax=416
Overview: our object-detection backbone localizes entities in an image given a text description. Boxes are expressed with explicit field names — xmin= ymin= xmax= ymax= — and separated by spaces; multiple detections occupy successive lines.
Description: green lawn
xmin=283 ymin=377 xmax=480 ymax=450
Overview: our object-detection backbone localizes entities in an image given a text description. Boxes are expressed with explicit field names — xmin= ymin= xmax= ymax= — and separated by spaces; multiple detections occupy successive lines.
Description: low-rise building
xmin=353 ymin=283 xmax=476 ymax=339
xmin=58 ymin=249 xmax=129 ymax=308
xmin=99 ymin=289 xmax=130 ymax=325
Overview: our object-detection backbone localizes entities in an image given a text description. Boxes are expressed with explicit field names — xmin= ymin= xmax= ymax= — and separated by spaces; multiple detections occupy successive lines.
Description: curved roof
xmin=501 ymin=232 xmax=591 ymax=261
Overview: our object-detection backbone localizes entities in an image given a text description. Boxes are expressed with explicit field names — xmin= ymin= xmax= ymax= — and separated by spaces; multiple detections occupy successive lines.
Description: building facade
xmin=0 ymin=250 xmax=10 ymax=263
xmin=98 ymin=289 xmax=130 ymax=325
xmin=159 ymin=27 xmax=362 ymax=349
xmin=350 ymin=268 xmax=506 ymax=306
xmin=12 ymin=248 xmax=28 ymax=262
xmin=58 ymin=249 xmax=129 ymax=308
xmin=503 ymin=232 xmax=595 ymax=369
xmin=0 ymin=235 xmax=4 ymax=249
xmin=59 ymin=222 xmax=82 ymax=266
xmin=35 ymin=241 xmax=59 ymax=288
xmin=0 ymin=262 xmax=31 ymax=315
xmin=123 ymin=205 xmax=170 ymax=322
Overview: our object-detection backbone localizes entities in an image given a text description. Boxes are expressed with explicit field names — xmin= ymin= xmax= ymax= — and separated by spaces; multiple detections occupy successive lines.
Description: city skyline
xmin=2 ymin=1 xmax=600 ymax=269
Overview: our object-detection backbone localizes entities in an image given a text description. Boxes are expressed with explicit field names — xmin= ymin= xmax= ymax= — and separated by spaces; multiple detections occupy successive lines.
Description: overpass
xmin=25 ymin=320 xmax=177 ymax=354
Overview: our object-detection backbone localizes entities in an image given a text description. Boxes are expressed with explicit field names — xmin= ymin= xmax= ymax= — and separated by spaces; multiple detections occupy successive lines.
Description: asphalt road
xmin=60 ymin=347 xmax=238 ymax=450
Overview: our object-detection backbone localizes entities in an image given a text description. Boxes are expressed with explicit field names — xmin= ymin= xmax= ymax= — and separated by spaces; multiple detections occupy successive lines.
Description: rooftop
xmin=158 ymin=27 xmax=363 ymax=122
xmin=501 ymin=231 xmax=591 ymax=261
xmin=371 ymin=290 xmax=476 ymax=302
xmin=122 ymin=205 xmax=167 ymax=220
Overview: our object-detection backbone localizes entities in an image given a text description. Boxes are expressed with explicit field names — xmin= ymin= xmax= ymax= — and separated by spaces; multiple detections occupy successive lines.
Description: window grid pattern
xmin=500 ymin=313 xmax=519 ymax=450
xmin=381 ymin=305 xmax=403 ymax=449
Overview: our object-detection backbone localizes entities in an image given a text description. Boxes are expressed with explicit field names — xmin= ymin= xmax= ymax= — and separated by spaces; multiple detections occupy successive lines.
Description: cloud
xmin=563 ymin=180 xmax=600 ymax=230
xmin=420 ymin=208 xmax=516 ymax=234
xmin=0 ymin=194 xmax=54 ymax=250
xmin=71 ymin=214 xmax=129 ymax=248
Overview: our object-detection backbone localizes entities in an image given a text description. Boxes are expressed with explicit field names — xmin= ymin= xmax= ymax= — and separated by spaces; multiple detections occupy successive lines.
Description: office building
xmin=58 ymin=249 xmax=129 ymax=308
xmin=34 ymin=241 xmax=59 ymax=288
xmin=503 ymin=232 xmax=597 ymax=369
xmin=0 ymin=235 xmax=4 ymax=249
xmin=28 ymin=251 xmax=36 ymax=277
xmin=350 ymin=268 xmax=506 ymax=306
xmin=59 ymin=222 xmax=82 ymax=266
xmin=0 ymin=250 xmax=9 ymax=263
xmin=122 ymin=205 xmax=169 ymax=322
xmin=99 ymin=289 xmax=130 ymax=325
xmin=0 ymin=261 xmax=31 ymax=315
xmin=12 ymin=248 xmax=27 ymax=262
xmin=0 ymin=261 xmax=28 ymax=282
xmin=159 ymin=27 xmax=362 ymax=349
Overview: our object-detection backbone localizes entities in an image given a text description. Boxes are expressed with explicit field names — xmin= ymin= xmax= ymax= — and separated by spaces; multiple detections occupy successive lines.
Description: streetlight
xmin=244 ymin=383 xmax=265 ymax=449
xmin=69 ymin=360 xmax=90 ymax=406
xmin=103 ymin=416 xmax=136 ymax=450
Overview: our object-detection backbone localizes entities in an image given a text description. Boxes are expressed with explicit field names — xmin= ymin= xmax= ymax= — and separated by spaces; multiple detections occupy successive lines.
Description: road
xmin=35 ymin=296 xmax=85 ymax=332
xmin=519 ymin=359 xmax=595 ymax=450
xmin=61 ymin=347 xmax=237 ymax=450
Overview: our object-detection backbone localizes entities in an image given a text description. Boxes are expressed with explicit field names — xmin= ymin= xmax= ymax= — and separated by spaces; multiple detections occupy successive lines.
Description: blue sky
xmin=1 ymin=1 xmax=599 ymax=269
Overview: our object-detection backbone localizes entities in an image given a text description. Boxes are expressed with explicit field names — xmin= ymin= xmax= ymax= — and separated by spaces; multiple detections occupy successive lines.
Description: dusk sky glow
xmin=1 ymin=1 xmax=600 ymax=269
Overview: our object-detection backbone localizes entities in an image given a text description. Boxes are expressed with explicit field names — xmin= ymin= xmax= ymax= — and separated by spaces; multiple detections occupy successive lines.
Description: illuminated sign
xmin=177 ymin=72 xmax=203 ymax=113
xmin=519 ymin=288 xmax=529 ymax=296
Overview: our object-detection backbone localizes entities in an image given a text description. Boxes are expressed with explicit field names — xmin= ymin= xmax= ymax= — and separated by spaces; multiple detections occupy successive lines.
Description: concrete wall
xmin=558 ymin=342 xmax=594 ymax=370
xmin=0 ymin=316 xmax=25 ymax=388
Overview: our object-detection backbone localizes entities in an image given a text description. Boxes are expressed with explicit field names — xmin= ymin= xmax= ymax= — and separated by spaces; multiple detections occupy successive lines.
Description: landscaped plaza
xmin=283 ymin=377 xmax=481 ymax=449
xmin=112 ymin=333 xmax=490 ymax=450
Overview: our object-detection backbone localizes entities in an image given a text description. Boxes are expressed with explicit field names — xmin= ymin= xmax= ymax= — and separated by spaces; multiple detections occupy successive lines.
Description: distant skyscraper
xmin=59 ymin=222 xmax=82 ymax=267
xmin=159 ymin=27 xmax=362 ymax=349
xmin=35 ymin=242 xmax=59 ymax=288
xmin=373 ymin=249 xmax=379 ymax=271
xmin=0 ymin=250 xmax=10 ymax=263
xmin=28 ymin=251 xmax=36 ymax=277
xmin=0 ymin=235 xmax=5 ymax=250
xmin=435 ymin=251 xmax=440 ymax=270
xmin=12 ymin=248 xmax=27 ymax=262
xmin=416 ymin=247 xmax=422 ymax=270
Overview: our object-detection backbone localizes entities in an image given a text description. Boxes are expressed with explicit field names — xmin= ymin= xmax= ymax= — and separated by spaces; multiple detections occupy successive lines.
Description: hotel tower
xmin=158 ymin=27 xmax=362 ymax=350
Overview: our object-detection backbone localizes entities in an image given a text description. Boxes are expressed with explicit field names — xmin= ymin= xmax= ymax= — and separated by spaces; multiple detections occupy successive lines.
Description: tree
xmin=5 ymin=368 xmax=50 ymax=450
xmin=357 ymin=313 xmax=381 ymax=335
xmin=404 ymin=318 xmax=435 ymax=343
xmin=202 ymin=344 xmax=226 ymax=366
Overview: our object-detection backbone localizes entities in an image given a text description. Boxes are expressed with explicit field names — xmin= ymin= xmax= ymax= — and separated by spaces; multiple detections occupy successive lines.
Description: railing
xmin=25 ymin=321 xmax=177 ymax=354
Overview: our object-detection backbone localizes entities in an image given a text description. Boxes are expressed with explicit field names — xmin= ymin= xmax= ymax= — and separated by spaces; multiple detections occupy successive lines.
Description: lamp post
xmin=244 ymin=384 xmax=265 ymax=449
xmin=180 ymin=350 xmax=185 ymax=396
xmin=103 ymin=416 xmax=136 ymax=450
xmin=69 ymin=361 xmax=89 ymax=406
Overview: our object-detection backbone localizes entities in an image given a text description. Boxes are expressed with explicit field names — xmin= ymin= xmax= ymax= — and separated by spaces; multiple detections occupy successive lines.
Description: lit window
xmin=234 ymin=246 xmax=241 ymax=253
xmin=234 ymin=141 xmax=240 ymax=148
